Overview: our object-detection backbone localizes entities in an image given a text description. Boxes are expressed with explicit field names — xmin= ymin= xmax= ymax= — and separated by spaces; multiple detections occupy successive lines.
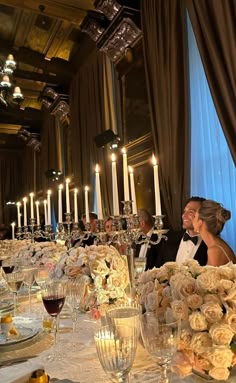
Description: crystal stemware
xmin=34 ymin=267 xmax=50 ymax=288
xmin=140 ymin=312 xmax=179 ymax=383
xmin=41 ymin=280 xmax=66 ymax=361
xmin=94 ymin=324 xmax=138 ymax=383
xmin=5 ymin=271 xmax=24 ymax=316
xmin=106 ymin=302 xmax=142 ymax=337
xmin=22 ymin=266 xmax=36 ymax=313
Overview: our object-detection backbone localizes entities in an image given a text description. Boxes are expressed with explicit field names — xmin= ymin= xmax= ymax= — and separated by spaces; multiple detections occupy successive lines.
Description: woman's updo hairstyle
xmin=198 ymin=200 xmax=231 ymax=235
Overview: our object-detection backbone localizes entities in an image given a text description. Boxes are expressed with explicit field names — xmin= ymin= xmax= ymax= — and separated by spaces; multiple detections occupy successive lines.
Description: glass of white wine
xmin=5 ymin=271 xmax=24 ymax=316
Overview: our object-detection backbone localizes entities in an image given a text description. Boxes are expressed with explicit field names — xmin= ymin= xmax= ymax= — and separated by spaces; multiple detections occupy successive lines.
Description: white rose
xmin=89 ymin=259 xmax=110 ymax=277
xmin=200 ymin=302 xmax=223 ymax=324
xmin=175 ymin=276 xmax=197 ymax=300
xmin=189 ymin=312 xmax=208 ymax=331
xmin=182 ymin=259 xmax=204 ymax=276
xmin=203 ymin=293 xmax=221 ymax=305
xmin=225 ymin=310 xmax=236 ymax=332
xmin=190 ymin=332 xmax=212 ymax=352
xmin=218 ymin=265 xmax=235 ymax=280
xmin=171 ymin=300 xmax=189 ymax=320
xmin=209 ymin=367 xmax=230 ymax=381
xmin=196 ymin=270 xmax=220 ymax=292
xmin=204 ymin=347 xmax=233 ymax=368
xmin=178 ymin=328 xmax=194 ymax=349
xmin=145 ymin=292 xmax=159 ymax=312
xmin=209 ymin=323 xmax=234 ymax=346
xmin=186 ymin=294 xmax=203 ymax=310
xmin=216 ymin=279 xmax=234 ymax=291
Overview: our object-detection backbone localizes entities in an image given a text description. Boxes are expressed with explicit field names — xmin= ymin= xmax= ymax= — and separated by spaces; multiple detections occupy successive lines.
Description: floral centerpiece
xmin=56 ymin=244 xmax=130 ymax=313
xmin=137 ymin=260 xmax=236 ymax=381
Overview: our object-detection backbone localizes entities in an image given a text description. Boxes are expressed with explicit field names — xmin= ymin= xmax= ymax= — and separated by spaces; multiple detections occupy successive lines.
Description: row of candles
xmin=11 ymin=149 xmax=162 ymax=238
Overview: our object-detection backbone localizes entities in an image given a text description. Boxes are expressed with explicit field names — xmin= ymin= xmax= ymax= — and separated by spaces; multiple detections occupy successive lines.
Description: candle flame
xmin=74 ymin=188 xmax=78 ymax=193
xmin=35 ymin=201 xmax=40 ymax=205
xmin=121 ymin=147 xmax=127 ymax=154
xmin=59 ymin=184 xmax=63 ymax=190
xmin=47 ymin=189 xmax=52 ymax=195
xmin=128 ymin=166 xmax=134 ymax=173
xmin=22 ymin=197 xmax=27 ymax=202
xmin=43 ymin=199 xmax=47 ymax=204
xmin=16 ymin=201 xmax=21 ymax=207
xmin=111 ymin=153 xmax=116 ymax=162
xmin=85 ymin=186 xmax=89 ymax=192
xmin=95 ymin=164 xmax=100 ymax=173
xmin=152 ymin=154 xmax=157 ymax=166
xmin=66 ymin=178 xmax=70 ymax=183
xmin=11 ymin=222 xmax=16 ymax=226
xmin=29 ymin=192 xmax=34 ymax=197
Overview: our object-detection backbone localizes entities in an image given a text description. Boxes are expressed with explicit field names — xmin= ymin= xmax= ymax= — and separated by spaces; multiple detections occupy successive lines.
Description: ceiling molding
xmin=0 ymin=0 xmax=94 ymax=25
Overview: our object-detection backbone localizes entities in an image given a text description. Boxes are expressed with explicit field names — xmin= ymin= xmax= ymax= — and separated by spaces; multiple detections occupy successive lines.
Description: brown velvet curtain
xmin=70 ymin=49 xmax=113 ymax=217
xmin=0 ymin=151 xmax=23 ymax=225
xmin=40 ymin=111 xmax=61 ymax=192
xmin=141 ymin=0 xmax=190 ymax=230
xmin=186 ymin=0 xmax=236 ymax=165
xmin=21 ymin=146 xmax=35 ymax=196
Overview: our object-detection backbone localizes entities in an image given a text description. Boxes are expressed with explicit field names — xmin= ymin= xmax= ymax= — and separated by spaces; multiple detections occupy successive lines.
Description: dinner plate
xmin=0 ymin=325 xmax=40 ymax=346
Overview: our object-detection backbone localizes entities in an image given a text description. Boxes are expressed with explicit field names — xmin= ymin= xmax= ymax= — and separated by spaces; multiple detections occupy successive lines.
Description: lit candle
xmin=58 ymin=184 xmax=63 ymax=223
xmin=129 ymin=166 xmax=137 ymax=215
xmin=16 ymin=202 xmax=21 ymax=227
xmin=29 ymin=192 xmax=34 ymax=219
xmin=122 ymin=147 xmax=130 ymax=201
xmin=22 ymin=197 xmax=27 ymax=227
xmin=44 ymin=199 xmax=48 ymax=226
xmin=65 ymin=178 xmax=70 ymax=213
xmin=111 ymin=153 xmax=119 ymax=216
xmin=47 ymin=190 xmax=52 ymax=225
xmin=35 ymin=201 xmax=40 ymax=226
xmin=95 ymin=164 xmax=103 ymax=220
xmin=11 ymin=222 xmax=15 ymax=240
xmin=152 ymin=155 xmax=162 ymax=216
xmin=74 ymin=188 xmax=78 ymax=222
xmin=84 ymin=186 xmax=90 ymax=223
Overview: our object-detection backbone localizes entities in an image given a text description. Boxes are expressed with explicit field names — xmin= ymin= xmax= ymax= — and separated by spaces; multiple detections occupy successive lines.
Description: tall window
xmin=187 ymin=14 xmax=236 ymax=252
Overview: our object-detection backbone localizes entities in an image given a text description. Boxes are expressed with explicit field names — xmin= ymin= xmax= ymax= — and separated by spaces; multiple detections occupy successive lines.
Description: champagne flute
xmin=41 ymin=280 xmax=66 ymax=361
xmin=140 ymin=312 xmax=179 ymax=383
xmin=5 ymin=271 xmax=24 ymax=316
xmin=95 ymin=324 xmax=138 ymax=383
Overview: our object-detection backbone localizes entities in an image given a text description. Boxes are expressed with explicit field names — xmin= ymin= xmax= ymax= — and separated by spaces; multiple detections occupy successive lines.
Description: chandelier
xmin=0 ymin=54 xmax=24 ymax=107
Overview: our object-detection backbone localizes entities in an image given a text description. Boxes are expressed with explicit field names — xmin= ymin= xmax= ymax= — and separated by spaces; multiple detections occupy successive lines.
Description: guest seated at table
xmin=73 ymin=212 xmax=97 ymax=248
xmin=193 ymin=199 xmax=235 ymax=266
xmin=135 ymin=208 xmax=162 ymax=270
xmin=104 ymin=217 xmax=113 ymax=233
xmin=142 ymin=196 xmax=208 ymax=267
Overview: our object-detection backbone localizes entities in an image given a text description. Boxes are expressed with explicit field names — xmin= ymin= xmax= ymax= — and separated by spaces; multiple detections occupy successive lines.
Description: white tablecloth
xmin=0 ymin=299 xmax=236 ymax=383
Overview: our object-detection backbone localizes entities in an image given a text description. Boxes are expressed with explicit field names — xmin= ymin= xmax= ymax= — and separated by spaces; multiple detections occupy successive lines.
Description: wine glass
xmin=41 ymin=280 xmax=66 ymax=361
xmin=22 ymin=266 xmax=37 ymax=313
xmin=140 ymin=312 xmax=179 ymax=383
xmin=94 ymin=324 xmax=138 ymax=383
xmin=2 ymin=259 xmax=15 ymax=274
xmin=5 ymin=271 xmax=24 ymax=316
xmin=34 ymin=267 xmax=50 ymax=288
xmin=106 ymin=302 xmax=142 ymax=336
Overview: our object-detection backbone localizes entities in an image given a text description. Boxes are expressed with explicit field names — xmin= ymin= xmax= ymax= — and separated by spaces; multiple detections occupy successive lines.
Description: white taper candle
xmin=74 ymin=188 xmax=78 ymax=222
xmin=58 ymin=184 xmax=63 ymax=223
xmin=152 ymin=155 xmax=162 ymax=216
xmin=29 ymin=192 xmax=34 ymax=219
xmin=35 ymin=201 xmax=40 ymax=226
xmin=129 ymin=166 xmax=137 ymax=215
xmin=95 ymin=164 xmax=103 ymax=220
xmin=122 ymin=147 xmax=130 ymax=201
xmin=22 ymin=197 xmax=27 ymax=227
xmin=47 ymin=190 xmax=52 ymax=225
xmin=84 ymin=186 xmax=90 ymax=223
xmin=16 ymin=202 xmax=21 ymax=228
xmin=111 ymin=153 xmax=119 ymax=216
xmin=65 ymin=178 xmax=70 ymax=213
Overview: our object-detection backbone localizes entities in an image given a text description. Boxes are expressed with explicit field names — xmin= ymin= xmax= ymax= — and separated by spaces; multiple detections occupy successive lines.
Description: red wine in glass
xmin=2 ymin=265 xmax=15 ymax=274
xmin=42 ymin=296 xmax=65 ymax=317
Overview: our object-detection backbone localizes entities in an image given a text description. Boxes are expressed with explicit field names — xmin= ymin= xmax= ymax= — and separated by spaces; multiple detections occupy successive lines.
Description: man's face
xmin=182 ymin=201 xmax=201 ymax=231
xmin=104 ymin=219 xmax=112 ymax=232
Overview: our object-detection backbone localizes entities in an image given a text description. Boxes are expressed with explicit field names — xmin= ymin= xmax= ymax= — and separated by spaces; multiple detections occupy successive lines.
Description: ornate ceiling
xmin=0 ymin=0 xmax=94 ymax=148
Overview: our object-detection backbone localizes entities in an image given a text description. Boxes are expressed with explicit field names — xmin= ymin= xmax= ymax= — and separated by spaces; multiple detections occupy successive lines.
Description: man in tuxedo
xmin=135 ymin=197 xmax=208 ymax=270
xmin=135 ymin=209 xmax=164 ymax=270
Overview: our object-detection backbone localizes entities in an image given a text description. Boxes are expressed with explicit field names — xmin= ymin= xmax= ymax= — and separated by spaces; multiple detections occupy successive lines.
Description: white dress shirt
xmin=139 ymin=229 xmax=153 ymax=259
xmin=176 ymin=232 xmax=202 ymax=264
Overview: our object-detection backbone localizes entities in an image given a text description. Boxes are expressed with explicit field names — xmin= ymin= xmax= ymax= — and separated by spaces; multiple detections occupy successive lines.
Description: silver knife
xmin=0 ymin=355 xmax=38 ymax=367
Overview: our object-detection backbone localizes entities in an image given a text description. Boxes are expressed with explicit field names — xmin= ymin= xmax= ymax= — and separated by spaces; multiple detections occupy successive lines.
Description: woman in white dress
xmin=193 ymin=199 xmax=235 ymax=266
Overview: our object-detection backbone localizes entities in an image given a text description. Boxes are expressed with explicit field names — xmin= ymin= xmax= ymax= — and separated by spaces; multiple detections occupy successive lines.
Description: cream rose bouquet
xmin=137 ymin=260 xmax=236 ymax=381
xmin=56 ymin=244 xmax=129 ymax=311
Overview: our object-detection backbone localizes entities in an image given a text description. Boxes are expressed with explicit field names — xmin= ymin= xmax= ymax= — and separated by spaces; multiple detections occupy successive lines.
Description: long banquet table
xmin=0 ymin=295 xmax=236 ymax=383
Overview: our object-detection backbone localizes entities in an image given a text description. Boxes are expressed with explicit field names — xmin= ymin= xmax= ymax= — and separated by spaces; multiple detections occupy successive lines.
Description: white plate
xmin=0 ymin=325 xmax=40 ymax=346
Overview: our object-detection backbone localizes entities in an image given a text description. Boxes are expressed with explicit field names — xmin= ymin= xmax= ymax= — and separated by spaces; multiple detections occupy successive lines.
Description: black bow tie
xmin=183 ymin=232 xmax=199 ymax=245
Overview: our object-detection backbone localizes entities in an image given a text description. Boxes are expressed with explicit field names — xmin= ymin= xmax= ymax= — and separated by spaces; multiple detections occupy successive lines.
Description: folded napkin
xmin=0 ymin=359 xmax=44 ymax=383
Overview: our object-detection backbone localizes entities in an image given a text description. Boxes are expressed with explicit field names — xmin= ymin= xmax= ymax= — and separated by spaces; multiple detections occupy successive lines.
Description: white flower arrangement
xmin=137 ymin=260 xmax=236 ymax=381
xmin=56 ymin=244 xmax=129 ymax=309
